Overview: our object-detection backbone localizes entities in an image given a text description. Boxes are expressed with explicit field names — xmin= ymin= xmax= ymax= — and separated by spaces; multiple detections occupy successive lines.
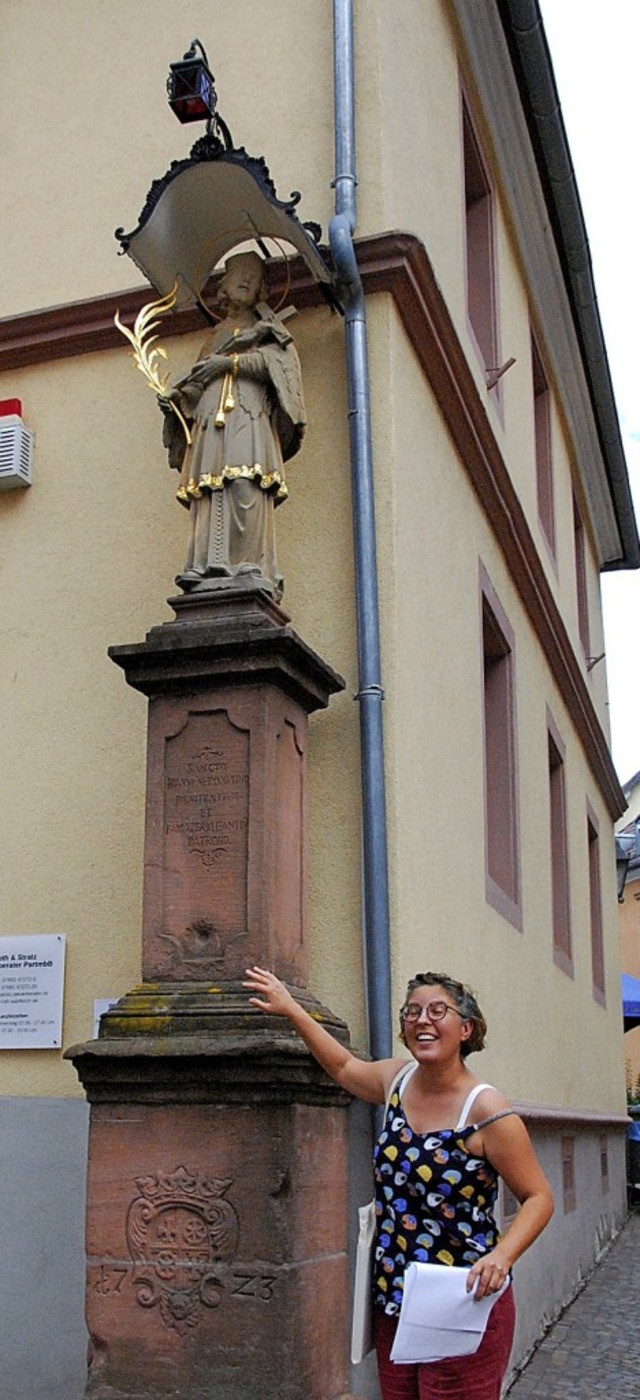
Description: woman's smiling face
xmin=400 ymin=985 xmax=472 ymax=1059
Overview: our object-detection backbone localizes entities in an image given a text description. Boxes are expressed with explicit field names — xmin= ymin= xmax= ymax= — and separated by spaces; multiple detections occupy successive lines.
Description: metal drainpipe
xmin=330 ymin=0 xmax=392 ymax=1061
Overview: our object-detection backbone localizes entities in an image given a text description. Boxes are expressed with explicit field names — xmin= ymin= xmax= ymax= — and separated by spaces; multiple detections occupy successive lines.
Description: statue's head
xmin=218 ymin=251 xmax=266 ymax=312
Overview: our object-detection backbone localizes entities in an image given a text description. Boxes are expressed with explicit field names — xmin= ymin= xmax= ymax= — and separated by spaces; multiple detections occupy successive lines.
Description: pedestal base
xmin=82 ymin=1096 xmax=349 ymax=1400
xmin=68 ymin=991 xmax=353 ymax=1400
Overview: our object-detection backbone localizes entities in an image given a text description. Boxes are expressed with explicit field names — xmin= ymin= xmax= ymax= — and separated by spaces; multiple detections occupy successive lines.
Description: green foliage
xmin=626 ymin=1058 xmax=640 ymax=1105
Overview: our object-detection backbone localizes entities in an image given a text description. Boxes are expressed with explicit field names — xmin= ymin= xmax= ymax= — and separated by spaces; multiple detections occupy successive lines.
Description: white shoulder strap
xmin=455 ymin=1082 xmax=495 ymax=1131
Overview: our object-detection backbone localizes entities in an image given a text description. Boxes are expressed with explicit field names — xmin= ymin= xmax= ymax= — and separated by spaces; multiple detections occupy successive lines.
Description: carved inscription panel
xmin=162 ymin=711 xmax=249 ymax=959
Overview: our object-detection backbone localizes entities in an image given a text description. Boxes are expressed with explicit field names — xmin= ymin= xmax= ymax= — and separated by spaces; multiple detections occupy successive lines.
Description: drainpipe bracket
xmin=353 ymin=684 xmax=385 ymax=701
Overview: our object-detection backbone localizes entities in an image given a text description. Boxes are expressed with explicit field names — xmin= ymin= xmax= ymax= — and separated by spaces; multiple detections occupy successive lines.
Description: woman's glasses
xmin=400 ymin=999 xmax=466 ymax=1024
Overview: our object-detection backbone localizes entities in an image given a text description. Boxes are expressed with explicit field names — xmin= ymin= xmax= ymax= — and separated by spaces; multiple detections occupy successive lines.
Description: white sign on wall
xmin=0 ymin=935 xmax=66 ymax=1049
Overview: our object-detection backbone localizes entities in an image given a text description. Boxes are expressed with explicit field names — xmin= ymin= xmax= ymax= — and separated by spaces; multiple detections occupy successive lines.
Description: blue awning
xmin=622 ymin=973 xmax=640 ymax=1030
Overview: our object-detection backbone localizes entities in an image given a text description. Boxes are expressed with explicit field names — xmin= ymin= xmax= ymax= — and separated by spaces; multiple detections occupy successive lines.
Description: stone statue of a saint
xmin=161 ymin=251 xmax=306 ymax=598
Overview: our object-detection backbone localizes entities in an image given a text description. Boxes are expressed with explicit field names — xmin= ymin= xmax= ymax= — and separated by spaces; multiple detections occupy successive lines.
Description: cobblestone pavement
xmin=506 ymin=1212 xmax=640 ymax=1397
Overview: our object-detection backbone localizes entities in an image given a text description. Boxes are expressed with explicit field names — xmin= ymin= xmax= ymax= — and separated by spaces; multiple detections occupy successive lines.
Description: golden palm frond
xmin=114 ymin=284 xmax=192 ymax=446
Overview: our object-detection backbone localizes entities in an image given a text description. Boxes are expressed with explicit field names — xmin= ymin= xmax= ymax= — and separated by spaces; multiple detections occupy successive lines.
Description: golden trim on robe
xmin=176 ymin=462 xmax=289 ymax=508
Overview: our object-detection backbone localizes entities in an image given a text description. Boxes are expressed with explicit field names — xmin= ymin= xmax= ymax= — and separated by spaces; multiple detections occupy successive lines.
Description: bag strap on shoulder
xmin=384 ymin=1061 xmax=417 ymax=1114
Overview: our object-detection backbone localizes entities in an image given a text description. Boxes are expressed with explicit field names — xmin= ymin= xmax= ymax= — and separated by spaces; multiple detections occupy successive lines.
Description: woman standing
xmin=243 ymin=965 xmax=553 ymax=1400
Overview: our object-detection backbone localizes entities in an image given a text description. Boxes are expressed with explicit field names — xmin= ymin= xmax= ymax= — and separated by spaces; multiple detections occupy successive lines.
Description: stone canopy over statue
xmin=160 ymin=251 xmax=306 ymax=599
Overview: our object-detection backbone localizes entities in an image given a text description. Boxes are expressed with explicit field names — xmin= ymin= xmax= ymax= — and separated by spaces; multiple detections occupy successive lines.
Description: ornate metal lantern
xmin=167 ymin=40 xmax=217 ymax=125
xmin=117 ymin=43 xmax=337 ymax=314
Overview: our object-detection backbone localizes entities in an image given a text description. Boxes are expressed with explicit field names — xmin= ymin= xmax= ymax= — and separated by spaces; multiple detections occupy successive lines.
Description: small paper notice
xmin=92 ymin=998 xmax=119 ymax=1039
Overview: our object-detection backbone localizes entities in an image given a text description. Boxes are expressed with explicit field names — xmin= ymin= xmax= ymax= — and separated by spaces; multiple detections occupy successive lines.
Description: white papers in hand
xmin=390 ymin=1262 xmax=510 ymax=1364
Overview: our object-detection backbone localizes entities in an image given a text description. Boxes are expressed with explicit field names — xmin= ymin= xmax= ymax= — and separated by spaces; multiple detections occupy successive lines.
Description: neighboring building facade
xmin=617 ymin=772 xmax=640 ymax=1096
xmin=0 ymin=4 xmax=636 ymax=1398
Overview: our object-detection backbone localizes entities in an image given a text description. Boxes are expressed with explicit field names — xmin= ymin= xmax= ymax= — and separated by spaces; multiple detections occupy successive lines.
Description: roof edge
xmin=498 ymin=0 xmax=640 ymax=570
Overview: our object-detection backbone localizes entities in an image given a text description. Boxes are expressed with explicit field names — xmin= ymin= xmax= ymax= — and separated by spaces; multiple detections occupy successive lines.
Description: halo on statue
xmin=194 ymin=232 xmax=293 ymax=324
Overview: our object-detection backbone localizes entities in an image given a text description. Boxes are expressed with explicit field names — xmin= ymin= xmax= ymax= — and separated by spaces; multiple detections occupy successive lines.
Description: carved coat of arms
xmin=126 ymin=1166 xmax=239 ymax=1333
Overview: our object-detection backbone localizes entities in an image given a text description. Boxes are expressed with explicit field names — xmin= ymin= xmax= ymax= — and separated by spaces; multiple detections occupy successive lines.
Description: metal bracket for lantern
xmin=115 ymin=40 xmax=338 ymax=317
xmin=114 ymin=41 xmax=339 ymax=445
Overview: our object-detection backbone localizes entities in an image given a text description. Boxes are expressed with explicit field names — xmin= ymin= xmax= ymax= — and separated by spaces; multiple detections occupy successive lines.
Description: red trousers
xmin=373 ymin=1286 xmax=515 ymax=1400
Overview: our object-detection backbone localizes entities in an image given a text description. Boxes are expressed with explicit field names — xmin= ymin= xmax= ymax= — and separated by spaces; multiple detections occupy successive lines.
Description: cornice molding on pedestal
xmin=108 ymin=585 xmax=345 ymax=711
xmin=65 ymin=982 xmax=351 ymax=1107
xmin=0 ymin=231 xmax=624 ymax=817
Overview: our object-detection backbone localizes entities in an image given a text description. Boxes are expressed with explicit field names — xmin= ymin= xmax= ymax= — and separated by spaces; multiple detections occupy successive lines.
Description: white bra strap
xmin=455 ymin=1082 xmax=494 ymax=1131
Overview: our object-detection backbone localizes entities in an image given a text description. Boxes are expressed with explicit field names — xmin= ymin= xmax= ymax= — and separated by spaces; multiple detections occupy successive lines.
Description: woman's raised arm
xmin=243 ymin=966 xmax=405 ymax=1104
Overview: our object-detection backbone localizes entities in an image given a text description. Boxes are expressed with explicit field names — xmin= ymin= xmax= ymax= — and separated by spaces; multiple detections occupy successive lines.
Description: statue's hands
xmin=157 ymin=393 xmax=175 ymax=417
xmin=190 ymin=353 xmax=233 ymax=382
xmin=243 ymin=965 xmax=298 ymax=1019
xmin=252 ymin=321 xmax=272 ymax=343
xmin=228 ymin=323 xmax=271 ymax=353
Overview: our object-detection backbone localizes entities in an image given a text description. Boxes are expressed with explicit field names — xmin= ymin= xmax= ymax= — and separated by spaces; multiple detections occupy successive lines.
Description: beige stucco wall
xmin=0 ymin=0 xmax=367 ymax=1094
xmin=0 ymin=349 xmax=181 ymax=1095
xmin=619 ymin=877 xmax=640 ymax=982
xmin=361 ymin=0 xmax=611 ymax=743
xmin=0 ymin=0 xmax=625 ymax=1116
xmin=0 ymin=0 xmax=610 ymax=728
xmin=0 ymin=0 xmax=342 ymax=317
xmin=0 ymin=290 xmax=371 ymax=1094
xmin=374 ymin=301 xmax=625 ymax=1112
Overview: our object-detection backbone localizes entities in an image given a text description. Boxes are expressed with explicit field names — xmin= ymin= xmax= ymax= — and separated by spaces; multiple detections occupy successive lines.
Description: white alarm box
xmin=0 ymin=414 xmax=34 ymax=490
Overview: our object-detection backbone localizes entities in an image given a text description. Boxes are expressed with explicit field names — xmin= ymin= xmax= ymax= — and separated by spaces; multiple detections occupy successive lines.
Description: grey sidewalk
xmin=507 ymin=1212 xmax=640 ymax=1398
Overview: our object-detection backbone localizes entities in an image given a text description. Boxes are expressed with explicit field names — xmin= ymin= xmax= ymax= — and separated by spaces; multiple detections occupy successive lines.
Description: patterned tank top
xmin=373 ymin=1066 xmax=514 ymax=1315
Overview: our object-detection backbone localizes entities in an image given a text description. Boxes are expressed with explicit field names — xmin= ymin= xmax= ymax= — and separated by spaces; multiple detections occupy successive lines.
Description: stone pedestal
xmin=67 ymin=589 xmax=354 ymax=1400
xmin=109 ymin=587 xmax=344 ymax=987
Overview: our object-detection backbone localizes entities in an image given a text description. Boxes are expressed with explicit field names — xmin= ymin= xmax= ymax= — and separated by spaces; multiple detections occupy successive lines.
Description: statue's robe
xmin=163 ymin=304 xmax=306 ymax=595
